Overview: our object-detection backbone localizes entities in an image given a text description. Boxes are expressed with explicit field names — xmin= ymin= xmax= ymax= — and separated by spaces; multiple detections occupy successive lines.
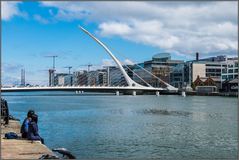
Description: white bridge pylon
xmin=79 ymin=26 xmax=177 ymax=91
xmin=79 ymin=26 xmax=143 ymax=88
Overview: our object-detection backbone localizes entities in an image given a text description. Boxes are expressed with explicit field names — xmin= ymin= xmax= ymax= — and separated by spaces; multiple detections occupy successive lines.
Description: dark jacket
xmin=27 ymin=121 xmax=42 ymax=141
xmin=20 ymin=118 xmax=30 ymax=138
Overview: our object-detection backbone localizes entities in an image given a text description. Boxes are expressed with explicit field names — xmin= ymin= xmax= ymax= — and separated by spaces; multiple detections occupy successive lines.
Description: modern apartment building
xmin=54 ymin=73 xmax=73 ymax=86
xmin=73 ymin=71 xmax=88 ymax=86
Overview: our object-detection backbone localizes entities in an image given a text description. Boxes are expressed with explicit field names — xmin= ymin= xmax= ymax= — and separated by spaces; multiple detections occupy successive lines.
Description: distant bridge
xmin=1 ymin=86 xmax=177 ymax=96
xmin=1 ymin=86 xmax=162 ymax=91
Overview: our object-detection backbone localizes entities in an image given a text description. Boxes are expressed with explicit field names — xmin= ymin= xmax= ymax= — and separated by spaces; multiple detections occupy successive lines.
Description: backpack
xmin=5 ymin=132 xmax=19 ymax=139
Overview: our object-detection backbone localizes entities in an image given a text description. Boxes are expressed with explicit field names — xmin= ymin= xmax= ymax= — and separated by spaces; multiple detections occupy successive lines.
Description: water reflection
xmin=139 ymin=109 xmax=192 ymax=116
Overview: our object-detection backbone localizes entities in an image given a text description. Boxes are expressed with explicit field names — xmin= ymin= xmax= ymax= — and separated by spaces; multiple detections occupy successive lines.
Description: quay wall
xmin=1 ymin=120 xmax=55 ymax=159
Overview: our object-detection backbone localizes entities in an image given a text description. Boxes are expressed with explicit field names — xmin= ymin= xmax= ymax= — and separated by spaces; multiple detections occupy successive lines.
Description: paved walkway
xmin=1 ymin=120 xmax=54 ymax=159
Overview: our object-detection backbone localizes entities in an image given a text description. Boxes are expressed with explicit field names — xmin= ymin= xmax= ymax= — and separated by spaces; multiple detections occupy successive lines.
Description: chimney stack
xmin=196 ymin=52 xmax=199 ymax=61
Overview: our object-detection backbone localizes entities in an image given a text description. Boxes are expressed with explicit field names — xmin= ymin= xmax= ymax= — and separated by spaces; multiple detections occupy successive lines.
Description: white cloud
xmin=199 ymin=22 xmax=237 ymax=38
xmin=40 ymin=1 xmax=238 ymax=57
xmin=99 ymin=22 xmax=132 ymax=37
xmin=102 ymin=58 xmax=134 ymax=66
xmin=123 ymin=59 xmax=134 ymax=65
xmin=1 ymin=1 xmax=26 ymax=20
xmin=102 ymin=59 xmax=115 ymax=66
xmin=34 ymin=14 xmax=49 ymax=24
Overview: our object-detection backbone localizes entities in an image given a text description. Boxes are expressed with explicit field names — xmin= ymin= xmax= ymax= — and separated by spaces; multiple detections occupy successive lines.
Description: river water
xmin=2 ymin=92 xmax=238 ymax=159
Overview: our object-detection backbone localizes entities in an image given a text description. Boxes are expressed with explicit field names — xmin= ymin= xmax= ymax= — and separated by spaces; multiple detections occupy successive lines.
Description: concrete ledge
xmin=1 ymin=120 xmax=55 ymax=159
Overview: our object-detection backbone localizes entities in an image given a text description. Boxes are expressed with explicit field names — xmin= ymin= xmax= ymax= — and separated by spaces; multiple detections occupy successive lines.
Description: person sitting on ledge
xmin=27 ymin=113 xmax=44 ymax=144
xmin=20 ymin=110 xmax=35 ymax=138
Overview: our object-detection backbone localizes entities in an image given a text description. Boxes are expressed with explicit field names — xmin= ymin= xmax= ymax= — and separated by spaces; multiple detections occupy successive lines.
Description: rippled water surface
xmin=2 ymin=92 xmax=238 ymax=159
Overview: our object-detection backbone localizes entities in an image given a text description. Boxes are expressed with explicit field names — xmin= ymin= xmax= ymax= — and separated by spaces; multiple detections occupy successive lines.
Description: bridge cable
xmin=107 ymin=45 xmax=171 ymax=88
xmin=122 ymin=64 xmax=152 ymax=87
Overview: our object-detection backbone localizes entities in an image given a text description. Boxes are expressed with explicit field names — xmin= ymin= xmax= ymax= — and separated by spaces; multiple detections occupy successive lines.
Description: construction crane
xmin=79 ymin=63 xmax=93 ymax=72
xmin=45 ymin=55 xmax=58 ymax=70
xmin=44 ymin=55 xmax=58 ymax=87
xmin=64 ymin=66 xmax=72 ymax=74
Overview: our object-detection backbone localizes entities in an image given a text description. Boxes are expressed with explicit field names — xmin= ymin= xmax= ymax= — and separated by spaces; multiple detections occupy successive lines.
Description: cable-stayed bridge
xmin=1 ymin=27 xmax=178 ymax=95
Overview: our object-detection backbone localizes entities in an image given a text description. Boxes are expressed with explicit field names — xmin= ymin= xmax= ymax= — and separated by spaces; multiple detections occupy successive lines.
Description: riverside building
xmin=54 ymin=73 xmax=73 ymax=86
xmin=133 ymin=53 xmax=183 ymax=87
xmin=108 ymin=66 xmax=133 ymax=86
xmin=182 ymin=54 xmax=238 ymax=91
xmin=73 ymin=69 xmax=108 ymax=86
xmin=221 ymin=57 xmax=238 ymax=81
xmin=73 ymin=71 xmax=88 ymax=86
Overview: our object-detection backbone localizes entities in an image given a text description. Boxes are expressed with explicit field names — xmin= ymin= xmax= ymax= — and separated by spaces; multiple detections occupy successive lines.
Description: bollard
xmin=116 ymin=91 xmax=120 ymax=96
xmin=182 ymin=91 xmax=186 ymax=97
xmin=132 ymin=91 xmax=136 ymax=96
xmin=156 ymin=91 xmax=160 ymax=96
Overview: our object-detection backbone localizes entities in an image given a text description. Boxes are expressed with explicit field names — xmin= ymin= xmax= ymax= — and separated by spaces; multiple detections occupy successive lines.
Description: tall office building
xmin=20 ymin=69 xmax=25 ymax=86
xmin=48 ymin=69 xmax=55 ymax=87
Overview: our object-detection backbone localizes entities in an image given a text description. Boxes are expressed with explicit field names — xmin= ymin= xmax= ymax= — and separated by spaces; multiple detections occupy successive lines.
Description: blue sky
xmin=1 ymin=1 xmax=238 ymax=85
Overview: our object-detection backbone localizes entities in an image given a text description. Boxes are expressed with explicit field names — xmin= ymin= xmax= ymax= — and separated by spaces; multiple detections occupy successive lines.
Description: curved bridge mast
xmin=79 ymin=26 xmax=144 ymax=88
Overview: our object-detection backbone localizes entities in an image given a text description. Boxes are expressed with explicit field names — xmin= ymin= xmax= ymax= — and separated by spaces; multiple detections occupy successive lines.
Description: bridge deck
xmin=1 ymin=86 xmax=166 ymax=92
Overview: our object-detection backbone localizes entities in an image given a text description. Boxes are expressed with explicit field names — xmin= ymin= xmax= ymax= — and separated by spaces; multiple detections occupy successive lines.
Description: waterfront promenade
xmin=1 ymin=120 xmax=54 ymax=159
